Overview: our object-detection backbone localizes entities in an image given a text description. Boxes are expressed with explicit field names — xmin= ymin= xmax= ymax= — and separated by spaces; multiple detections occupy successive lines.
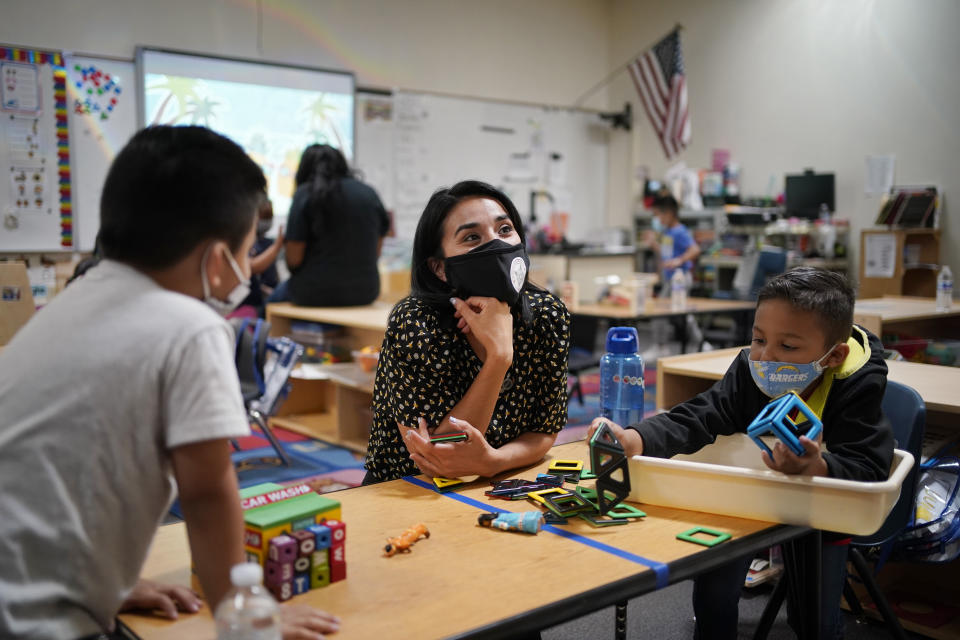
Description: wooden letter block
xmin=311 ymin=549 xmax=329 ymax=569
xmin=289 ymin=529 xmax=316 ymax=556
xmin=307 ymin=523 xmax=331 ymax=549
xmin=310 ymin=560 xmax=330 ymax=589
xmin=268 ymin=580 xmax=293 ymax=602
xmin=293 ymin=556 xmax=310 ymax=573
xmin=268 ymin=534 xmax=297 ymax=564
xmin=293 ymin=572 xmax=311 ymax=595
xmin=325 ymin=519 xmax=346 ymax=546
xmin=264 ymin=559 xmax=294 ymax=586
xmin=329 ymin=543 xmax=346 ymax=583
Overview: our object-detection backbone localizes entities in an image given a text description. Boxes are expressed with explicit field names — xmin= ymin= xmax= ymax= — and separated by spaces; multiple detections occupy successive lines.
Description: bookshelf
xmin=860 ymin=229 xmax=941 ymax=298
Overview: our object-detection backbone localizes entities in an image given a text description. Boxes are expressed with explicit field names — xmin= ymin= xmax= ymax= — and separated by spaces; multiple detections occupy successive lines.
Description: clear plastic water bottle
xmin=600 ymin=327 xmax=645 ymax=427
xmin=670 ymin=268 xmax=688 ymax=311
xmin=215 ymin=563 xmax=282 ymax=640
xmin=936 ymin=265 xmax=953 ymax=312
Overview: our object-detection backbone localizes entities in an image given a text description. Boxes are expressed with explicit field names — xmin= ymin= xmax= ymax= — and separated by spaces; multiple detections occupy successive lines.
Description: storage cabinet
xmin=860 ymin=229 xmax=940 ymax=298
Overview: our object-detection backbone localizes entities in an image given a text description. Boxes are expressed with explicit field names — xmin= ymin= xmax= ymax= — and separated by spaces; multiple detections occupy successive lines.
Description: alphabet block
xmin=264 ymin=559 xmax=294 ymax=586
xmin=268 ymin=579 xmax=293 ymax=602
xmin=268 ymin=534 xmax=297 ymax=564
xmin=289 ymin=529 xmax=316 ymax=556
xmin=324 ymin=519 xmax=346 ymax=546
xmin=292 ymin=572 xmax=311 ymax=595
xmin=329 ymin=543 xmax=346 ymax=583
xmin=307 ymin=523 xmax=331 ymax=550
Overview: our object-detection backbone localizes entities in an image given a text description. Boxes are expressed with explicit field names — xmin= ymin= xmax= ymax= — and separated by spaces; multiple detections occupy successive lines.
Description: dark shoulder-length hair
xmin=410 ymin=180 xmax=540 ymax=319
xmin=294 ymin=143 xmax=352 ymax=232
xmin=294 ymin=143 xmax=351 ymax=199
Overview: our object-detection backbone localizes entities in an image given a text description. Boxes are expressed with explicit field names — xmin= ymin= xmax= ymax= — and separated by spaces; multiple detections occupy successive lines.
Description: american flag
xmin=627 ymin=31 xmax=690 ymax=159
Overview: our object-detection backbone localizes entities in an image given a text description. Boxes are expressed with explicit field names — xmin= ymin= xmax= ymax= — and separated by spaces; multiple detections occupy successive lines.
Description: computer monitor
xmin=785 ymin=172 xmax=835 ymax=219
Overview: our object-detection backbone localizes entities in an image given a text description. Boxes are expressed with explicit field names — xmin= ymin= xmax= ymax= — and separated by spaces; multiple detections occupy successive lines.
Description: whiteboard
xmin=354 ymin=90 xmax=609 ymax=242
xmin=66 ymin=55 xmax=137 ymax=251
xmin=0 ymin=46 xmax=70 ymax=252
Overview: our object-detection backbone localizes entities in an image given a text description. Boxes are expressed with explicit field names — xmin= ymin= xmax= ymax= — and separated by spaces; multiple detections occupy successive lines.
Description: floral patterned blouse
xmin=364 ymin=290 xmax=571 ymax=482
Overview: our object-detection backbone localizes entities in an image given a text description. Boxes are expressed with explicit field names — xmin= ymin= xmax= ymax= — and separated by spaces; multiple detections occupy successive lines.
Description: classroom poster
xmin=66 ymin=55 xmax=136 ymax=251
xmin=0 ymin=45 xmax=72 ymax=251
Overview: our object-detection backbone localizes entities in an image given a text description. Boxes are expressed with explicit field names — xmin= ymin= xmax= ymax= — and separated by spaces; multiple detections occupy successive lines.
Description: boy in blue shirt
xmin=0 ymin=126 xmax=338 ymax=639
xmin=590 ymin=267 xmax=894 ymax=639
xmin=650 ymin=193 xmax=700 ymax=284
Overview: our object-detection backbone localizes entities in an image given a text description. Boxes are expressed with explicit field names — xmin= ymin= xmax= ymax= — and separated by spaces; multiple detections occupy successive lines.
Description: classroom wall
xmin=606 ymin=0 xmax=960 ymax=287
xmin=0 ymin=0 xmax=612 ymax=109
xmin=5 ymin=1 xmax=956 ymax=283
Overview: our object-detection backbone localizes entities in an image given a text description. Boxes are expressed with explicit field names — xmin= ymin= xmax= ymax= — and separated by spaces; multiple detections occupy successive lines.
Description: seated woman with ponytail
xmin=363 ymin=180 xmax=571 ymax=483
xmin=278 ymin=143 xmax=390 ymax=306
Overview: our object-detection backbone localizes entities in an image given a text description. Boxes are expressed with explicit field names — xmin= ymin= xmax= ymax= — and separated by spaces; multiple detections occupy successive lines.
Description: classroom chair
xmin=230 ymin=318 xmax=304 ymax=468
xmin=754 ymin=380 xmax=924 ymax=640
xmin=700 ymin=248 xmax=785 ymax=349
xmin=567 ymin=315 xmax=603 ymax=405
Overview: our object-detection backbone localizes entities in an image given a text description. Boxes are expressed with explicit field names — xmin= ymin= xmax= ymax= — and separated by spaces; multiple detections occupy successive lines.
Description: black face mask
xmin=443 ymin=239 xmax=529 ymax=306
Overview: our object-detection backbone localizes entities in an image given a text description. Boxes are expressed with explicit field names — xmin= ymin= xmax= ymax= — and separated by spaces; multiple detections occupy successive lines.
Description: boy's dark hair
xmin=757 ymin=266 xmax=855 ymax=346
xmin=99 ymin=126 xmax=266 ymax=270
xmin=652 ymin=193 xmax=679 ymax=216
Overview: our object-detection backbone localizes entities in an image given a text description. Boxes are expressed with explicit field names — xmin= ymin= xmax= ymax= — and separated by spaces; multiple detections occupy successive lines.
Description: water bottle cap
xmin=230 ymin=562 xmax=263 ymax=587
xmin=605 ymin=326 xmax=639 ymax=354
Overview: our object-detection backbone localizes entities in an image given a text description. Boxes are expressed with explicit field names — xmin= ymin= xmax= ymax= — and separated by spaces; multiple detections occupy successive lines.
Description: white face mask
xmin=201 ymin=244 xmax=251 ymax=316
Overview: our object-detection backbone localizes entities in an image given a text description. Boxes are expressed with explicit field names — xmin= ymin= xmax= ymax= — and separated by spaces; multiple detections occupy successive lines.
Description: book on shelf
xmin=874 ymin=186 xmax=939 ymax=228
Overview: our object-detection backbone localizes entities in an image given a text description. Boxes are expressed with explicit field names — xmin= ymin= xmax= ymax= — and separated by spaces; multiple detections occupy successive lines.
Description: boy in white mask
xmin=0 ymin=126 xmax=338 ymax=640
xmin=588 ymin=266 xmax=893 ymax=640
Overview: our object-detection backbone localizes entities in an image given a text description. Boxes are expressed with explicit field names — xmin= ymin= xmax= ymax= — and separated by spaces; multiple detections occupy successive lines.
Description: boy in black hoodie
xmin=589 ymin=266 xmax=893 ymax=639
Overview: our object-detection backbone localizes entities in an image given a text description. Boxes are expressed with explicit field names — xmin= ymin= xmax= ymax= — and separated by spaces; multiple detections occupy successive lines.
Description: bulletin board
xmin=0 ymin=44 xmax=72 ymax=251
xmin=354 ymin=90 xmax=610 ymax=242
xmin=66 ymin=55 xmax=136 ymax=251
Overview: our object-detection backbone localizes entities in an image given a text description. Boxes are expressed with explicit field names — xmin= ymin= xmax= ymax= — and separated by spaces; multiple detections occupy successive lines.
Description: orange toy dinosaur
xmin=383 ymin=523 xmax=430 ymax=557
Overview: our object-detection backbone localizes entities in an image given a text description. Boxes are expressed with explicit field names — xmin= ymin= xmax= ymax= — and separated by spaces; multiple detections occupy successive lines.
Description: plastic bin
xmin=351 ymin=349 xmax=380 ymax=373
xmin=289 ymin=321 xmax=349 ymax=364
xmin=626 ymin=433 xmax=913 ymax=536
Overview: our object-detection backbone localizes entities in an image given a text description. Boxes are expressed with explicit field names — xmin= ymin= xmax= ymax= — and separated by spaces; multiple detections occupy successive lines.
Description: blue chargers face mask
xmin=748 ymin=344 xmax=839 ymax=398
xmin=651 ymin=216 xmax=664 ymax=233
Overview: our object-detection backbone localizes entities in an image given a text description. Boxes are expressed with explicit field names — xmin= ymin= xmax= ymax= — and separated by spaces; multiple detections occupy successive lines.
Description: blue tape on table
xmin=402 ymin=476 xmax=669 ymax=588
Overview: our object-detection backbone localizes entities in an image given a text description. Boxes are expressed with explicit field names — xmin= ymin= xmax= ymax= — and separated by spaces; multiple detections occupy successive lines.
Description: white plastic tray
xmin=626 ymin=433 xmax=913 ymax=536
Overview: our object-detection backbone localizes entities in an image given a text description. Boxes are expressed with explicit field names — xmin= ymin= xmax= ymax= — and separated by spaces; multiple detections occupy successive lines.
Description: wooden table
xmin=573 ymin=297 xmax=756 ymax=353
xmin=655 ymin=346 xmax=960 ymax=427
xmin=120 ymin=441 xmax=808 ymax=640
xmin=574 ymin=297 xmax=756 ymax=320
xmin=854 ymin=295 xmax=960 ymax=339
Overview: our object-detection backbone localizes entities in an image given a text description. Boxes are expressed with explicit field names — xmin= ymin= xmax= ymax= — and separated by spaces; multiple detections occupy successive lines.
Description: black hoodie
xmin=632 ymin=325 xmax=894 ymax=482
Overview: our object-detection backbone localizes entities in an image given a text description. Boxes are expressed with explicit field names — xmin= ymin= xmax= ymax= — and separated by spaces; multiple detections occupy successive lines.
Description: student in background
xmin=588 ymin=267 xmax=894 ymax=640
xmin=363 ymin=180 xmax=570 ymax=483
xmin=275 ymin=144 xmax=390 ymax=307
xmin=648 ymin=192 xmax=700 ymax=284
xmin=643 ymin=192 xmax=703 ymax=355
xmin=237 ymin=196 xmax=283 ymax=316
xmin=0 ymin=126 xmax=338 ymax=640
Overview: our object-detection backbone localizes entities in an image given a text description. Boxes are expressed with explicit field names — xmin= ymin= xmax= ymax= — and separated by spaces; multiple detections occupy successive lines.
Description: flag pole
xmin=572 ymin=23 xmax=682 ymax=108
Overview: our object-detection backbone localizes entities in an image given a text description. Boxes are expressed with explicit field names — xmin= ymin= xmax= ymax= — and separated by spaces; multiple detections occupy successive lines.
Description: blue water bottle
xmin=600 ymin=326 xmax=645 ymax=427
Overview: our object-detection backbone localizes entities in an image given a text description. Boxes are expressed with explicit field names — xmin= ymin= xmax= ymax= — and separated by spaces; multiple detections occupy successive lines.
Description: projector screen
xmin=138 ymin=48 xmax=354 ymax=219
